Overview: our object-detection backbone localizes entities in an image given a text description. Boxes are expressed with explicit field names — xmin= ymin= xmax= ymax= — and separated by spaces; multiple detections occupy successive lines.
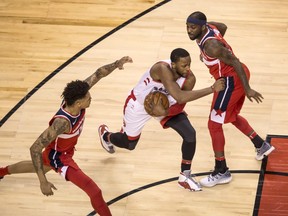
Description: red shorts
xmin=210 ymin=64 xmax=250 ymax=124
xmin=159 ymin=103 xmax=186 ymax=128
xmin=42 ymin=146 xmax=80 ymax=174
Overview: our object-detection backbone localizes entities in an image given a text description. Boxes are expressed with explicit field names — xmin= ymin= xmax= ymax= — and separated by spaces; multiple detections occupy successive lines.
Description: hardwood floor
xmin=0 ymin=0 xmax=287 ymax=215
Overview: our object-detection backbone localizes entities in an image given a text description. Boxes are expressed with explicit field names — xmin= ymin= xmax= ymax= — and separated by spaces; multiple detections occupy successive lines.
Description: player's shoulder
xmin=154 ymin=59 xmax=171 ymax=69
xmin=50 ymin=117 xmax=70 ymax=133
xmin=151 ymin=60 xmax=171 ymax=77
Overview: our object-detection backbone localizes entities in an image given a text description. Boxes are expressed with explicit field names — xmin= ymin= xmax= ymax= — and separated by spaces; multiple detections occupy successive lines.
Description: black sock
xmin=214 ymin=159 xmax=228 ymax=174
xmin=251 ymin=135 xmax=264 ymax=148
xmin=181 ymin=164 xmax=191 ymax=172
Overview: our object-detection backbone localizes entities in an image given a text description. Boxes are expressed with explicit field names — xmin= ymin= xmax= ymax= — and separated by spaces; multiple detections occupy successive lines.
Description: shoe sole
xmin=178 ymin=182 xmax=202 ymax=191
xmin=98 ymin=126 xmax=115 ymax=154
xmin=255 ymin=146 xmax=275 ymax=161
xmin=200 ymin=176 xmax=232 ymax=187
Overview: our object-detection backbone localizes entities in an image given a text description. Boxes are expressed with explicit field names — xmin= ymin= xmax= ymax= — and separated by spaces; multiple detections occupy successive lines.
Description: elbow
xmin=30 ymin=143 xmax=42 ymax=156
xmin=30 ymin=145 xmax=36 ymax=155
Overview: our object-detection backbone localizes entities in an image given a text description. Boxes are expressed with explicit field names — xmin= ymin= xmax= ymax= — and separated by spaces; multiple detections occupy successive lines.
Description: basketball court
xmin=0 ymin=0 xmax=287 ymax=215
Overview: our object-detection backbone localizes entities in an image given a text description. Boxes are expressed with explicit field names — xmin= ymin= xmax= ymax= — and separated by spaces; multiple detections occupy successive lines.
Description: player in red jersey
xmin=186 ymin=11 xmax=275 ymax=187
xmin=0 ymin=56 xmax=132 ymax=216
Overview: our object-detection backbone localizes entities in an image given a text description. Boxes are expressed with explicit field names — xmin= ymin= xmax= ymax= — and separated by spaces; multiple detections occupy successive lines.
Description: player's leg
xmin=199 ymin=119 xmax=232 ymax=187
xmin=201 ymin=76 xmax=254 ymax=187
xmin=99 ymin=123 xmax=141 ymax=152
xmin=199 ymin=77 xmax=236 ymax=187
xmin=232 ymin=114 xmax=275 ymax=160
xmin=165 ymin=113 xmax=201 ymax=191
xmin=99 ymin=96 xmax=151 ymax=152
xmin=230 ymin=66 xmax=274 ymax=160
xmin=0 ymin=161 xmax=51 ymax=179
xmin=65 ymin=166 xmax=112 ymax=216
xmin=109 ymin=131 xmax=140 ymax=150
xmin=228 ymin=91 xmax=275 ymax=160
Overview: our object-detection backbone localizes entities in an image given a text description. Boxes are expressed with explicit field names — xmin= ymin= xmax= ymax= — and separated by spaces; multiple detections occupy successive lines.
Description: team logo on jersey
xmin=150 ymin=87 xmax=169 ymax=96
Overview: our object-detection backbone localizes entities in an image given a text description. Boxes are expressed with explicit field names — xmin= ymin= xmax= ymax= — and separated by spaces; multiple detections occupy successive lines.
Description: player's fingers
xmin=257 ymin=96 xmax=263 ymax=103
xmin=254 ymin=96 xmax=261 ymax=103
xmin=259 ymin=93 xmax=264 ymax=99
xmin=248 ymin=96 xmax=253 ymax=102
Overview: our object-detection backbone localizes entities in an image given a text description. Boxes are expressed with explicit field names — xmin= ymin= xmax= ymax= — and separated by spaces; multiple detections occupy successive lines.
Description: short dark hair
xmin=61 ymin=80 xmax=89 ymax=106
xmin=188 ymin=11 xmax=207 ymax=22
xmin=170 ymin=48 xmax=190 ymax=63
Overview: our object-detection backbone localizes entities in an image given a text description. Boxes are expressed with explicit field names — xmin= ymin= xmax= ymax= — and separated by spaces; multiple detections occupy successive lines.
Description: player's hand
xmin=246 ymin=88 xmax=263 ymax=103
xmin=149 ymin=98 xmax=168 ymax=117
xmin=40 ymin=181 xmax=57 ymax=196
xmin=116 ymin=56 xmax=133 ymax=70
xmin=212 ymin=78 xmax=225 ymax=92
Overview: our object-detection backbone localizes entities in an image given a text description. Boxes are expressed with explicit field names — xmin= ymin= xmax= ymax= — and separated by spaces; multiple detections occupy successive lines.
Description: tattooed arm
xmin=30 ymin=118 xmax=70 ymax=196
xmin=84 ymin=56 xmax=133 ymax=89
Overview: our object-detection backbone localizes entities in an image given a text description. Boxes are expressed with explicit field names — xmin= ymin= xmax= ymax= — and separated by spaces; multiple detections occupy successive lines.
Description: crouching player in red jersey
xmin=0 ymin=56 xmax=132 ymax=215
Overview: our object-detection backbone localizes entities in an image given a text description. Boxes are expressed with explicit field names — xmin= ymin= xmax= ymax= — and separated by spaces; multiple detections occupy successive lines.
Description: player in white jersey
xmin=99 ymin=48 xmax=225 ymax=191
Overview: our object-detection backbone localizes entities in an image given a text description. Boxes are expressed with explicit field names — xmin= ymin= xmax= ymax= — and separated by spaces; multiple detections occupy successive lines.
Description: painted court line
xmin=88 ymin=135 xmax=288 ymax=216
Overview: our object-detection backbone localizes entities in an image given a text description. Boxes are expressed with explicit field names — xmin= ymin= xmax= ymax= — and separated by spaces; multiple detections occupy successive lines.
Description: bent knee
xmin=128 ymin=140 xmax=138 ymax=150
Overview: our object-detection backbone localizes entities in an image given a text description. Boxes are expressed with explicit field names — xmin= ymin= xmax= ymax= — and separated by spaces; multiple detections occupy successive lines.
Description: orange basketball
xmin=144 ymin=91 xmax=169 ymax=116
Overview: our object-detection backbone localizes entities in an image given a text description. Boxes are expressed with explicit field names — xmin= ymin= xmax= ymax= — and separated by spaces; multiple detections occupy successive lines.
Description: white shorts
xmin=122 ymin=98 xmax=152 ymax=138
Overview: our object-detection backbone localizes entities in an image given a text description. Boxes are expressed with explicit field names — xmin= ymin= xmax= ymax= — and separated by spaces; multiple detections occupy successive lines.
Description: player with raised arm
xmin=0 ymin=56 xmax=132 ymax=215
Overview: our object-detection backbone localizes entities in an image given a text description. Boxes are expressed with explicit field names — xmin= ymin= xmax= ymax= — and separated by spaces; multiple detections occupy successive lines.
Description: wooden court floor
xmin=0 ymin=0 xmax=288 ymax=215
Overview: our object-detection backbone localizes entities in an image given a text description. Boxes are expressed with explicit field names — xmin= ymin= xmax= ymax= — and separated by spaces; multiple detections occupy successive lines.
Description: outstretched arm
xmin=154 ymin=63 xmax=225 ymax=104
xmin=30 ymin=118 xmax=70 ymax=196
xmin=84 ymin=56 xmax=133 ymax=89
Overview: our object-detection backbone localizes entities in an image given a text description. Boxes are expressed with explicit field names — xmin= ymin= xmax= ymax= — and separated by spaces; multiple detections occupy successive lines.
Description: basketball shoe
xmin=178 ymin=170 xmax=202 ymax=191
xmin=200 ymin=169 xmax=232 ymax=187
xmin=98 ymin=124 xmax=115 ymax=154
xmin=255 ymin=141 xmax=275 ymax=161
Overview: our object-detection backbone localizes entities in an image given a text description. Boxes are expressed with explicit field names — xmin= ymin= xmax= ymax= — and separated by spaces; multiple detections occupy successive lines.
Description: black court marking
xmin=2 ymin=1 xmax=285 ymax=215
xmin=0 ymin=0 xmax=172 ymax=127
xmin=87 ymin=168 xmax=288 ymax=216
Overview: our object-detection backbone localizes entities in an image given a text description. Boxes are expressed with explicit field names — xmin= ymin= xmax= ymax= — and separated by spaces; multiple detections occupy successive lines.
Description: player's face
xmin=186 ymin=23 xmax=202 ymax=40
xmin=174 ymin=56 xmax=191 ymax=78
xmin=78 ymin=92 xmax=92 ymax=108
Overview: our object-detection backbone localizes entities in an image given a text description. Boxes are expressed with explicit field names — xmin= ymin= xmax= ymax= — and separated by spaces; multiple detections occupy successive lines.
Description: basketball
xmin=144 ymin=91 xmax=169 ymax=116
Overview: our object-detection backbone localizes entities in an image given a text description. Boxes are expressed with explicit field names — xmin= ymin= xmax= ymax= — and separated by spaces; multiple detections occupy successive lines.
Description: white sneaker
xmin=98 ymin=124 xmax=115 ymax=154
xmin=178 ymin=170 xmax=202 ymax=191
xmin=255 ymin=141 xmax=275 ymax=161
xmin=200 ymin=169 xmax=232 ymax=187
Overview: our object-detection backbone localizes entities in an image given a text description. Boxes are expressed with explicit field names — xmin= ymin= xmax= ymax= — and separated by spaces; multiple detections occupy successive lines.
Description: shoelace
xmin=208 ymin=173 xmax=222 ymax=181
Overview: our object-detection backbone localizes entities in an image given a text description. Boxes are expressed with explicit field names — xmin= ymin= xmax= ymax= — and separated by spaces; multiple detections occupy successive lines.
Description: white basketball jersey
xmin=133 ymin=60 xmax=186 ymax=106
